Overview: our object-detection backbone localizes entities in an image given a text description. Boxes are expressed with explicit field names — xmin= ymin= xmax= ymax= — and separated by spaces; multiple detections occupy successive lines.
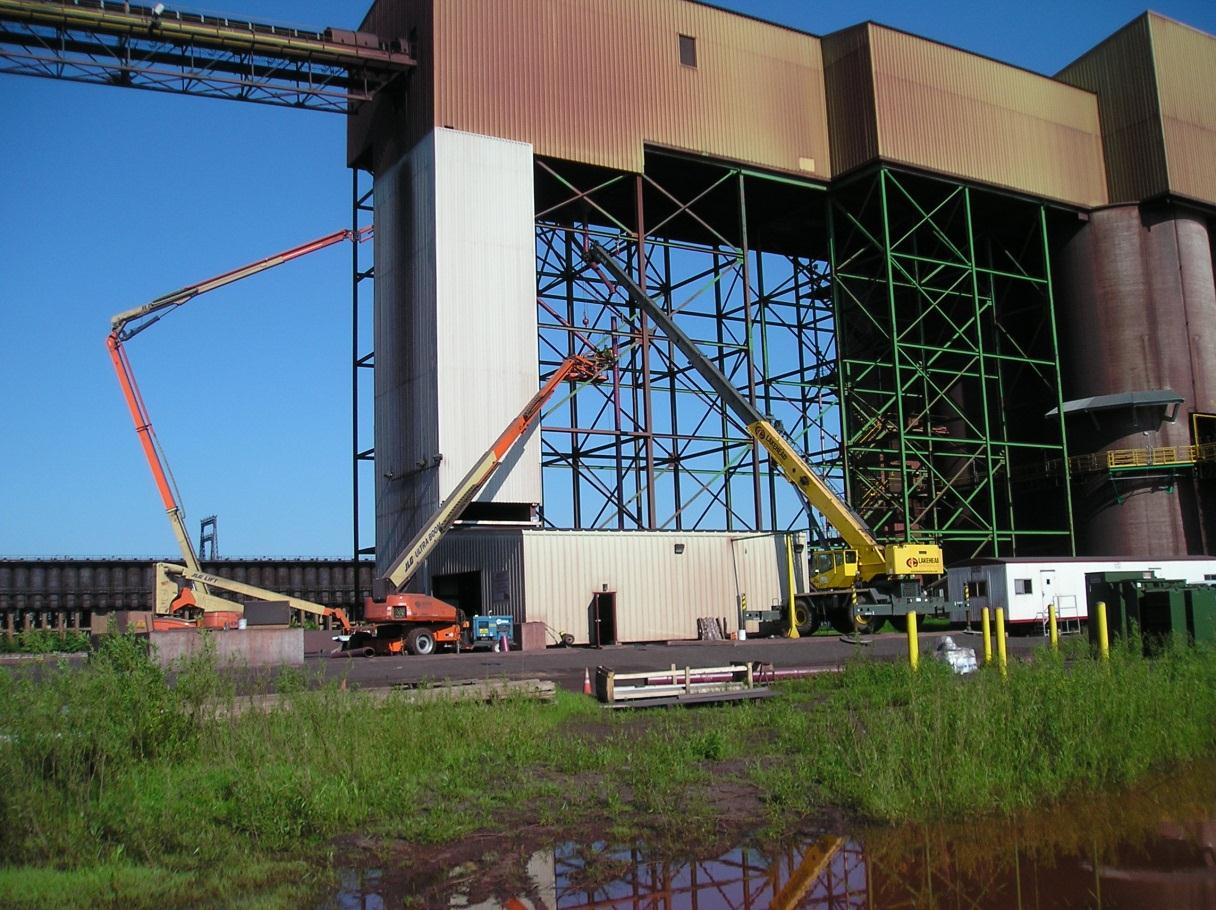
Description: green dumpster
xmin=1186 ymin=586 xmax=1216 ymax=645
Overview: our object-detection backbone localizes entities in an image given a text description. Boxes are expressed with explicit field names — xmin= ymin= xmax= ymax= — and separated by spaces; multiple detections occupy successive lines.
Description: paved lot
xmin=307 ymin=629 xmax=1044 ymax=693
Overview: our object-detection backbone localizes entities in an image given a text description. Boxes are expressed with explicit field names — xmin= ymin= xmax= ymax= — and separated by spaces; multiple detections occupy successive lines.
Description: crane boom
xmin=372 ymin=352 xmax=610 ymax=600
xmin=585 ymin=242 xmax=942 ymax=585
xmin=587 ymin=244 xmax=878 ymax=552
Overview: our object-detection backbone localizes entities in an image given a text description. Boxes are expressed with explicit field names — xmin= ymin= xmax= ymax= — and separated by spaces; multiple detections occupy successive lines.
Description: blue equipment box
xmin=470 ymin=614 xmax=514 ymax=646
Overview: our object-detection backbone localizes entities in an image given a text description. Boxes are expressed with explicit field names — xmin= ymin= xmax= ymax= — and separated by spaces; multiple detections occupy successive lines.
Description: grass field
xmin=2 ymin=634 xmax=1214 ymax=908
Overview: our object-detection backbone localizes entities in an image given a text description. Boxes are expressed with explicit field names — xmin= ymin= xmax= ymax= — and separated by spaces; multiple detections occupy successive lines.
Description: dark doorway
xmin=432 ymin=571 xmax=482 ymax=614
xmin=591 ymin=590 xmax=617 ymax=646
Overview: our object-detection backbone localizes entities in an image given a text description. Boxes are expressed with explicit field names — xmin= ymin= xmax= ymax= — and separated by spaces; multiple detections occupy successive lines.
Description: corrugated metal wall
xmin=351 ymin=1 xmax=1212 ymax=212
xmin=1056 ymin=13 xmax=1216 ymax=209
xmin=1149 ymin=15 xmax=1216 ymax=208
xmin=428 ymin=529 xmax=527 ymax=625
xmin=374 ymin=134 xmax=440 ymax=578
xmin=374 ymin=130 xmax=540 ymax=577
xmin=426 ymin=528 xmax=799 ymax=644
xmin=824 ymin=23 xmax=1107 ymax=207
xmin=432 ymin=0 xmax=831 ymax=179
xmin=867 ymin=26 xmax=1107 ymax=208
xmin=432 ymin=130 xmax=540 ymax=507
xmin=521 ymin=530 xmax=797 ymax=644
xmin=1056 ymin=15 xmax=1169 ymax=204
xmin=820 ymin=25 xmax=877 ymax=176
xmin=349 ymin=0 xmax=433 ymax=169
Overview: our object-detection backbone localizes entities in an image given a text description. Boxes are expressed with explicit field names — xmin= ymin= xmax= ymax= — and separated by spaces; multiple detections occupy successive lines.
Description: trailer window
xmin=1014 ymin=578 xmax=1033 ymax=595
xmin=965 ymin=580 xmax=988 ymax=597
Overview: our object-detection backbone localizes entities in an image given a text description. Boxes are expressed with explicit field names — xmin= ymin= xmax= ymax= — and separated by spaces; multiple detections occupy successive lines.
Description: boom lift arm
xmin=371 ymin=351 xmax=612 ymax=601
xmin=107 ymin=227 xmax=370 ymax=629
xmin=585 ymin=241 xmax=942 ymax=587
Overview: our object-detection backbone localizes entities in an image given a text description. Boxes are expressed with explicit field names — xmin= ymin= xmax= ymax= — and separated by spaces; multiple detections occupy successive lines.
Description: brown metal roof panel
xmin=821 ymin=24 xmax=879 ymax=175
xmin=432 ymin=0 xmax=830 ymax=178
xmin=1148 ymin=14 xmax=1216 ymax=207
xmin=868 ymin=25 xmax=1106 ymax=207
xmin=1055 ymin=15 xmax=1169 ymax=204
xmin=349 ymin=0 xmax=434 ymax=169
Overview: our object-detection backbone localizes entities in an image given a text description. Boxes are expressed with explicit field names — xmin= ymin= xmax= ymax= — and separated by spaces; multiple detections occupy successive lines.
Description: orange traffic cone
xmin=583 ymin=667 xmax=592 ymax=696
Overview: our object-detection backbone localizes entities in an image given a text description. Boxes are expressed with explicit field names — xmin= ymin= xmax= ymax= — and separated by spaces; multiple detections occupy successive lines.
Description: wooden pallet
xmin=595 ymin=662 xmax=771 ymax=708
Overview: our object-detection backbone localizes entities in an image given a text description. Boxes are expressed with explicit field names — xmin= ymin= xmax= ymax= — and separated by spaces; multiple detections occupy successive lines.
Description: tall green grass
xmin=754 ymin=640 xmax=1216 ymax=822
xmin=2 ymin=635 xmax=1215 ymax=908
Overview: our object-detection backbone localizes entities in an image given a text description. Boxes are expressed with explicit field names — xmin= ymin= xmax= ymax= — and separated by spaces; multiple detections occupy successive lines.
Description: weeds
xmin=0 ymin=630 xmax=91 ymax=654
xmin=2 ymin=637 xmax=1215 ymax=908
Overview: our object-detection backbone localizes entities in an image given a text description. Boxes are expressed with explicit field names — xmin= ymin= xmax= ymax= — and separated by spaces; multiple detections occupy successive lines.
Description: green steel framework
xmin=347 ymin=152 xmax=1079 ymax=560
xmin=533 ymin=152 xmax=843 ymax=537
xmin=830 ymin=166 xmax=1074 ymax=560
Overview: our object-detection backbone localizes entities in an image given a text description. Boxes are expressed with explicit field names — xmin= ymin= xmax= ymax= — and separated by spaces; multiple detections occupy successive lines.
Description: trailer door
xmin=1038 ymin=569 xmax=1057 ymax=627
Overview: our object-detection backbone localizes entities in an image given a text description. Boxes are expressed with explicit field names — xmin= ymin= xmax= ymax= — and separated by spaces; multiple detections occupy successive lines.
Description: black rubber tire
xmin=406 ymin=626 xmax=436 ymax=656
xmin=828 ymin=606 xmax=878 ymax=635
xmin=794 ymin=599 xmax=823 ymax=636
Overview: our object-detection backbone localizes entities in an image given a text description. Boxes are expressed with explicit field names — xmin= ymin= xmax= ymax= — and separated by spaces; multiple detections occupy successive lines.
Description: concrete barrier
xmin=152 ymin=627 xmax=303 ymax=668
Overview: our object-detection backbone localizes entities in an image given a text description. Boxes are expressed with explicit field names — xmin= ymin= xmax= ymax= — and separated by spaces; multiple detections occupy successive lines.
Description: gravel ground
xmin=305 ymin=628 xmax=1045 ymax=694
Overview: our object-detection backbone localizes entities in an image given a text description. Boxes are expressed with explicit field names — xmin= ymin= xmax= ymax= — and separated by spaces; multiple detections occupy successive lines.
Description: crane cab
xmin=811 ymin=548 xmax=859 ymax=589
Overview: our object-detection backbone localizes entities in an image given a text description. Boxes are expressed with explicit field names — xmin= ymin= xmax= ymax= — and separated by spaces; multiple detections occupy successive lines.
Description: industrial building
xmin=0 ymin=2 xmax=1214 ymax=643
xmin=339 ymin=1 xmax=1216 ymax=641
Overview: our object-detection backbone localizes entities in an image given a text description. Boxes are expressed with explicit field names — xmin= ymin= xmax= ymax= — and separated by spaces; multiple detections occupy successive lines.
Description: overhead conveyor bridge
xmin=0 ymin=0 xmax=414 ymax=111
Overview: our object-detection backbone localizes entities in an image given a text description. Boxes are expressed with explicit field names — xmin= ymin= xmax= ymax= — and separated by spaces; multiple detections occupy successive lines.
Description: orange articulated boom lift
xmin=108 ymin=228 xmax=611 ymax=653
xmin=354 ymin=350 xmax=611 ymax=655
xmin=107 ymin=227 xmax=370 ymax=633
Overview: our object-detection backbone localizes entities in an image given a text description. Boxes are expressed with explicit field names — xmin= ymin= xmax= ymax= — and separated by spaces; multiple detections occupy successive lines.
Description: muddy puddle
xmin=322 ymin=763 xmax=1216 ymax=909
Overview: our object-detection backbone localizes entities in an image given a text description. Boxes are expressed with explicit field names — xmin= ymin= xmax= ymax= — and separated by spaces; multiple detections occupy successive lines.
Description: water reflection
xmin=326 ymin=764 xmax=1216 ymax=909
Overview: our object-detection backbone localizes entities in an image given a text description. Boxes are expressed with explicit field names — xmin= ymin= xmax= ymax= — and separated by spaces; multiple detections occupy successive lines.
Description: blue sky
xmin=1 ymin=0 xmax=1213 ymax=558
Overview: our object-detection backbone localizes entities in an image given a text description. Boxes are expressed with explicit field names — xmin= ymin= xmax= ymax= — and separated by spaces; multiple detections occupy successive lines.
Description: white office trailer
xmin=947 ymin=558 xmax=1216 ymax=628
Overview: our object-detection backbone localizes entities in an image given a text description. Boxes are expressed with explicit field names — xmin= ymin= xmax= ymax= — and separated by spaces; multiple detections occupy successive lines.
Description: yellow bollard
xmin=981 ymin=607 xmax=992 ymax=665
xmin=996 ymin=607 xmax=1008 ymax=678
xmin=1048 ymin=604 xmax=1059 ymax=651
xmin=906 ymin=611 xmax=919 ymax=671
xmin=785 ymin=535 xmax=799 ymax=639
xmin=1095 ymin=599 xmax=1109 ymax=661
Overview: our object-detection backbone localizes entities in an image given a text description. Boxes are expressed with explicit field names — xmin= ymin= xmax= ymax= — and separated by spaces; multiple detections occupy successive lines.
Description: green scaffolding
xmin=829 ymin=167 xmax=1074 ymax=561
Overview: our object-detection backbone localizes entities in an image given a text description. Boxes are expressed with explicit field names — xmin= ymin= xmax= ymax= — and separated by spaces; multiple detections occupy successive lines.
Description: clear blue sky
xmin=1 ymin=0 xmax=1213 ymax=558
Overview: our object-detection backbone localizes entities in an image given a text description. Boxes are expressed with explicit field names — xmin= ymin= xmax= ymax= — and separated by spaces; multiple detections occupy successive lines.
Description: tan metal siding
xmin=866 ymin=25 xmax=1107 ymax=208
xmin=1149 ymin=15 xmax=1216 ymax=208
xmin=432 ymin=0 xmax=830 ymax=179
xmin=519 ymin=530 xmax=794 ymax=644
xmin=821 ymin=24 xmax=878 ymax=176
xmin=1055 ymin=16 xmax=1169 ymax=204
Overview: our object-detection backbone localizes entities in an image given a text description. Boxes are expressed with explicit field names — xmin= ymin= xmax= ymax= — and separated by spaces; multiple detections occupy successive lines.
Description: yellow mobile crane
xmin=587 ymin=242 xmax=945 ymax=634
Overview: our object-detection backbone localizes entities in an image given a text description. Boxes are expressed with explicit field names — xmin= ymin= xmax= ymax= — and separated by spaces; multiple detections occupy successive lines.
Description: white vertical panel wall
xmin=373 ymin=128 xmax=539 ymax=580
xmin=373 ymin=134 xmax=439 ymax=578
xmin=432 ymin=129 xmax=541 ymax=506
